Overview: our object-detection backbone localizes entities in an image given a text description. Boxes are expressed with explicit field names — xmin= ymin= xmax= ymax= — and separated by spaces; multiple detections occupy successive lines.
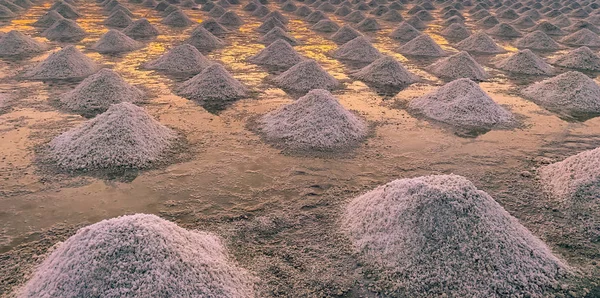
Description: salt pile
xmin=427 ymin=51 xmax=488 ymax=81
xmin=352 ymin=56 xmax=418 ymax=87
xmin=334 ymin=36 xmax=382 ymax=63
xmin=20 ymin=214 xmax=255 ymax=297
xmin=306 ymin=10 xmax=327 ymax=23
xmin=441 ymin=22 xmax=470 ymax=40
xmin=566 ymin=21 xmax=600 ymax=34
xmin=516 ymin=30 xmax=561 ymax=50
xmin=184 ymin=26 xmax=224 ymax=51
xmin=498 ymin=8 xmax=520 ymax=19
xmin=258 ymin=89 xmax=367 ymax=151
xmin=342 ymin=174 xmax=568 ymax=297
xmin=25 ymin=46 xmax=99 ymax=80
xmin=51 ymin=1 xmax=80 ymax=19
xmin=259 ymin=27 xmax=298 ymax=45
xmin=495 ymin=49 xmax=553 ymax=75
xmin=93 ymin=29 xmax=142 ymax=54
xmin=487 ymin=23 xmax=523 ymax=37
xmin=295 ymin=5 xmax=312 ymax=17
xmin=263 ymin=11 xmax=288 ymax=24
xmin=457 ymin=32 xmax=505 ymax=54
xmin=145 ymin=44 xmax=212 ymax=74
xmin=335 ymin=6 xmax=351 ymax=17
xmin=512 ymin=15 xmax=536 ymax=28
xmin=331 ymin=24 xmax=363 ymax=44
xmin=208 ymin=5 xmax=225 ymax=17
xmin=273 ymin=59 xmax=339 ymax=93
xmin=200 ymin=19 xmax=230 ymax=36
xmin=477 ymin=15 xmax=500 ymax=28
xmin=550 ymin=46 xmax=600 ymax=71
xmin=104 ymin=10 xmax=132 ymax=28
xmin=539 ymin=147 xmax=600 ymax=200
xmin=219 ymin=11 xmax=243 ymax=26
xmin=252 ymin=5 xmax=269 ymax=17
xmin=552 ymin=15 xmax=572 ymax=28
xmin=390 ymin=22 xmax=420 ymax=42
xmin=344 ymin=10 xmax=365 ymax=23
xmin=356 ymin=17 xmax=380 ymax=31
xmin=444 ymin=15 xmax=464 ymax=26
xmin=0 ymin=5 xmax=16 ymax=19
xmin=415 ymin=9 xmax=433 ymax=21
xmin=143 ymin=0 xmax=156 ymax=7
xmin=177 ymin=63 xmax=248 ymax=104
xmin=281 ymin=2 xmax=297 ymax=12
xmin=522 ymin=71 xmax=600 ymax=116
xmin=0 ymin=30 xmax=47 ymax=57
xmin=42 ymin=18 xmax=86 ymax=42
xmin=561 ymin=28 xmax=600 ymax=47
xmin=32 ymin=10 xmax=64 ymax=28
xmin=256 ymin=17 xmax=286 ymax=33
xmin=406 ymin=15 xmax=427 ymax=29
xmin=398 ymin=34 xmax=447 ymax=57
xmin=242 ymin=1 xmax=257 ymax=11
xmin=123 ymin=18 xmax=159 ymax=39
xmin=532 ymin=21 xmax=565 ymax=35
xmin=249 ymin=39 xmax=304 ymax=69
xmin=162 ymin=9 xmax=194 ymax=27
xmin=317 ymin=2 xmax=336 ymax=12
xmin=311 ymin=19 xmax=339 ymax=32
xmin=382 ymin=10 xmax=403 ymax=22
xmin=2 ymin=0 xmax=23 ymax=13
xmin=60 ymin=69 xmax=144 ymax=114
xmin=408 ymin=78 xmax=513 ymax=129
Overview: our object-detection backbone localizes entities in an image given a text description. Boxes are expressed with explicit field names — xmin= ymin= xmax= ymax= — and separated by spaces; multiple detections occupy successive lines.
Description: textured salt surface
xmin=93 ymin=29 xmax=142 ymax=54
xmin=177 ymin=63 xmax=248 ymax=103
xmin=311 ymin=19 xmax=339 ymax=32
xmin=104 ymin=10 xmax=132 ymax=27
xmin=440 ymin=22 xmax=471 ymax=40
xmin=495 ymin=49 xmax=553 ymax=75
xmin=184 ymin=26 xmax=224 ymax=51
xmin=33 ymin=10 xmax=64 ymax=28
xmin=20 ymin=214 xmax=255 ymax=297
xmin=219 ymin=11 xmax=243 ymax=26
xmin=398 ymin=34 xmax=447 ymax=57
xmin=516 ymin=30 xmax=562 ymax=50
xmin=248 ymin=39 xmax=304 ymax=69
xmin=200 ymin=19 xmax=230 ymax=36
xmin=532 ymin=21 xmax=565 ymax=35
xmin=352 ymin=56 xmax=418 ymax=87
xmin=123 ymin=18 xmax=160 ymax=38
xmin=25 ymin=46 xmax=99 ymax=80
xmin=0 ymin=30 xmax=47 ymax=57
xmin=42 ymin=18 xmax=86 ymax=42
xmin=342 ymin=174 xmax=567 ymax=297
xmin=550 ymin=46 xmax=600 ymax=71
xmin=487 ymin=23 xmax=523 ymax=37
xmin=259 ymin=89 xmax=367 ymax=151
xmin=539 ymin=147 xmax=600 ymax=200
xmin=333 ymin=36 xmax=382 ymax=63
xmin=273 ymin=60 xmax=339 ymax=93
xmin=427 ymin=51 xmax=488 ymax=81
xmin=162 ymin=9 xmax=194 ymax=27
xmin=457 ymin=32 xmax=505 ymax=54
xmin=145 ymin=44 xmax=212 ymax=74
xmin=259 ymin=27 xmax=298 ymax=45
xmin=409 ymin=78 xmax=513 ymax=129
xmin=256 ymin=17 xmax=286 ymax=33
xmin=390 ymin=22 xmax=420 ymax=42
xmin=330 ymin=24 xmax=363 ymax=44
xmin=561 ymin=28 xmax=600 ymax=46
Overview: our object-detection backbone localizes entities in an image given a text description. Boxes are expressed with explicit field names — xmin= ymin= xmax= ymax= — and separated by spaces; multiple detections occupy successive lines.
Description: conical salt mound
xmin=51 ymin=1 xmax=81 ymax=19
xmin=311 ymin=19 xmax=339 ymax=32
xmin=440 ymin=22 xmax=470 ymax=40
xmin=516 ymin=30 xmax=561 ymax=50
xmin=208 ymin=5 xmax=226 ymax=17
xmin=561 ymin=28 xmax=600 ymax=47
xmin=566 ymin=20 xmax=600 ymax=34
xmin=259 ymin=26 xmax=298 ymax=45
xmin=184 ymin=26 xmax=224 ymax=51
xmin=42 ymin=18 xmax=86 ymax=42
xmin=512 ymin=15 xmax=536 ymax=28
xmin=219 ymin=11 xmax=243 ymax=26
xmin=282 ymin=2 xmax=297 ymax=12
xmin=532 ymin=21 xmax=565 ymax=35
xmin=427 ymin=51 xmax=488 ymax=81
xmin=551 ymin=46 xmax=600 ymax=71
xmin=242 ymin=1 xmax=257 ymax=11
xmin=1 ymin=0 xmax=23 ymax=13
xmin=259 ymin=89 xmax=367 ymax=151
xmin=398 ymin=34 xmax=447 ymax=57
xmin=306 ymin=10 xmax=327 ymax=23
xmin=409 ymin=78 xmax=513 ymax=129
xmin=456 ymin=32 xmax=505 ymax=54
xmin=20 ymin=214 xmax=256 ymax=297
xmin=331 ymin=24 xmax=363 ymax=44
xmin=356 ymin=17 xmax=381 ymax=31
xmin=123 ymin=18 xmax=159 ymax=39
xmin=495 ymin=49 xmax=553 ymax=75
xmin=60 ymin=69 xmax=144 ymax=115
xmin=552 ymin=16 xmax=571 ymax=28
xmin=145 ymin=44 xmax=212 ymax=74
xmin=334 ymin=36 xmax=382 ymax=63
xmin=25 ymin=46 xmax=99 ymax=80
xmin=487 ymin=23 xmax=523 ymax=37
xmin=522 ymin=71 xmax=600 ymax=116
xmin=344 ymin=10 xmax=365 ymax=23
xmin=263 ymin=11 xmax=288 ymax=25
xmin=33 ymin=10 xmax=64 ymax=28
xmin=249 ymin=39 xmax=304 ymax=69
xmin=256 ymin=17 xmax=286 ymax=33
xmin=93 ymin=29 xmax=142 ymax=54
xmin=352 ymin=56 xmax=418 ymax=87
xmin=342 ymin=174 xmax=568 ymax=297
xmin=390 ymin=22 xmax=420 ymax=42
xmin=177 ymin=63 xmax=248 ymax=104
xmin=251 ymin=5 xmax=269 ymax=17
xmin=382 ymin=9 xmax=403 ymax=22
xmin=273 ymin=60 xmax=339 ymax=93
xmin=162 ymin=9 xmax=194 ymax=27
xmin=143 ymin=0 xmax=156 ymax=7
xmin=295 ymin=5 xmax=312 ymax=16
xmin=104 ymin=9 xmax=132 ymax=28
xmin=539 ymin=147 xmax=600 ymax=200
xmin=200 ymin=19 xmax=229 ymax=36
xmin=0 ymin=30 xmax=47 ymax=57
xmin=335 ymin=6 xmax=351 ymax=17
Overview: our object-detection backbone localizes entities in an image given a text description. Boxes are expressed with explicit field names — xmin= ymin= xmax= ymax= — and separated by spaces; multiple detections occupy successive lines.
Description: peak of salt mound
xmin=306 ymin=10 xmax=327 ymax=23
xmin=311 ymin=19 xmax=340 ymax=32
xmin=123 ymin=18 xmax=159 ymax=39
xmin=26 ymin=46 xmax=99 ymax=80
xmin=406 ymin=15 xmax=427 ymax=29
xmin=200 ymin=0 xmax=214 ymax=11
xmin=498 ymin=8 xmax=520 ymax=19
xmin=251 ymin=5 xmax=270 ymax=17
xmin=200 ymin=19 xmax=230 ymax=36
xmin=487 ymin=22 xmax=523 ymax=37
xmin=477 ymin=15 xmax=499 ymax=28
xmin=516 ymin=30 xmax=561 ymax=50
xmin=208 ymin=5 xmax=226 ymax=17
xmin=390 ymin=21 xmax=420 ymax=42
xmin=93 ymin=29 xmax=142 ymax=54
xmin=273 ymin=59 xmax=339 ymax=93
xmin=295 ymin=5 xmax=312 ymax=16
xmin=162 ymin=9 xmax=194 ymax=27
xmin=382 ymin=9 xmax=403 ymax=22
xmin=398 ymin=34 xmax=447 ymax=57
xmin=33 ymin=10 xmax=64 ymax=28
xmin=51 ymin=1 xmax=80 ymax=19
xmin=249 ymin=39 xmax=304 ymax=69
xmin=352 ymin=56 xmax=418 ymax=87
xmin=356 ymin=17 xmax=380 ymax=31
xmin=42 ymin=18 xmax=86 ymax=42
xmin=440 ymin=22 xmax=470 ymax=40
xmin=334 ymin=5 xmax=352 ymax=16
xmin=317 ymin=1 xmax=336 ymax=12
xmin=177 ymin=63 xmax=247 ymax=105
xmin=344 ymin=10 xmax=365 ymax=23
xmin=60 ymin=68 xmax=144 ymax=114
xmin=561 ymin=28 xmax=600 ymax=47
xmin=552 ymin=15 xmax=572 ymax=28
xmin=145 ymin=44 xmax=211 ymax=74
xmin=539 ymin=147 xmax=600 ymax=200
xmin=522 ymin=71 xmax=600 ymax=116
xmin=111 ymin=4 xmax=134 ymax=17
xmin=457 ymin=32 xmax=505 ymax=54
xmin=532 ymin=21 xmax=565 ymax=35
xmin=218 ymin=11 xmax=243 ymax=27
xmin=342 ymin=174 xmax=568 ymax=297
xmin=259 ymin=89 xmax=367 ymax=151
xmin=512 ymin=15 xmax=536 ymax=28
xmin=256 ymin=17 xmax=286 ymax=33
xmin=444 ymin=15 xmax=464 ymax=26
xmin=13 ymin=0 xmax=32 ymax=9
xmin=104 ymin=9 xmax=132 ymax=28
xmin=370 ymin=5 xmax=389 ymax=17
xmin=184 ymin=26 xmax=224 ymax=51
xmin=414 ymin=9 xmax=433 ymax=21
xmin=331 ymin=24 xmax=363 ymax=44
xmin=281 ymin=1 xmax=297 ymax=12
xmin=550 ymin=46 xmax=600 ymax=71
xmin=409 ymin=78 xmax=513 ymax=129
xmin=242 ymin=1 xmax=257 ymax=11
xmin=0 ymin=30 xmax=47 ymax=57
xmin=496 ymin=49 xmax=553 ymax=75
xmin=427 ymin=51 xmax=488 ymax=81
xmin=334 ymin=36 xmax=381 ymax=63
xmin=20 ymin=214 xmax=255 ymax=297
xmin=263 ymin=10 xmax=288 ymax=24
xmin=259 ymin=26 xmax=298 ymax=45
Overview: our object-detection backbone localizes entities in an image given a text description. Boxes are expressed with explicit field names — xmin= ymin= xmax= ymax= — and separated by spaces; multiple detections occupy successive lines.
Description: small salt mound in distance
xmin=512 ymin=15 xmax=536 ymax=28
xmin=311 ymin=19 xmax=339 ymax=32
xmin=1 ymin=0 xmax=23 ymax=13
xmin=162 ymin=9 xmax=194 ymax=27
xmin=51 ymin=1 xmax=80 ymax=19
xmin=25 ymin=45 xmax=99 ymax=80
xmin=111 ymin=4 xmax=134 ymax=17
xmin=444 ymin=15 xmax=464 ymax=26
xmin=123 ymin=18 xmax=159 ymax=39
xmin=516 ymin=30 xmax=561 ymax=50
xmin=0 ymin=4 xmax=15 ymax=19
xmin=60 ymin=68 xmax=144 ymax=114
xmin=344 ymin=10 xmax=365 ymax=23
xmin=539 ymin=147 xmax=600 ymax=200
xmin=409 ymin=78 xmax=513 ymax=129
xmin=20 ymin=214 xmax=255 ymax=297
xmin=457 ymin=32 xmax=505 ymax=54
xmin=263 ymin=11 xmax=288 ymax=25
xmin=0 ymin=30 xmax=47 ymax=57
xmin=415 ymin=9 xmax=434 ymax=21
xmin=42 ymin=18 xmax=86 ymax=42
xmin=184 ymin=26 xmax=224 ymax=51
xmin=200 ymin=19 xmax=229 ymax=36
xmin=177 ymin=63 xmax=248 ymax=104
xmin=441 ymin=22 xmax=470 ymax=40
xmin=273 ymin=59 xmax=339 ymax=93
xmin=356 ymin=17 xmax=380 ymax=31
xmin=406 ymin=15 xmax=427 ymax=30
xmin=208 ymin=5 xmax=225 ymax=17
xmin=566 ymin=20 xmax=600 ymax=34
xmin=522 ymin=71 xmax=600 ymax=116
xmin=281 ymin=1 xmax=297 ymax=12
xmin=331 ymin=24 xmax=363 ymax=44
xmin=487 ymin=23 xmax=523 ymax=37
xmin=495 ymin=49 xmax=553 ymax=75
xmin=334 ymin=5 xmax=351 ymax=16
xmin=427 ymin=51 xmax=488 ymax=81
xmin=561 ymin=28 xmax=600 ymax=47
xmin=145 ymin=44 xmax=212 ymax=74
xmin=104 ymin=9 xmax=132 ymax=28
xmin=382 ymin=10 xmax=403 ymax=22
xmin=47 ymin=103 xmax=176 ymax=170
xmin=219 ymin=11 xmax=243 ymax=27
xmin=550 ymin=46 xmax=600 ymax=71
xmin=258 ymin=89 xmax=367 ymax=151
xmin=398 ymin=34 xmax=447 ymax=57
xmin=256 ymin=17 xmax=286 ymax=33
xmin=242 ymin=1 xmax=257 ymax=11
xmin=477 ymin=15 xmax=499 ymax=28
xmin=352 ymin=56 xmax=418 ymax=87
xmin=306 ymin=10 xmax=327 ymax=23
xmin=295 ymin=5 xmax=312 ymax=16
xmin=249 ymin=39 xmax=304 ymax=69
xmin=259 ymin=27 xmax=298 ymax=45
xmin=334 ymin=36 xmax=381 ymax=63
xmin=32 ymin=10 xmax=64 ymax=28
xmin=552 ymin=16 xmax=572 ymax=28
xmin=390 ymin=22 xmax=420 ymax=42
xmin=252 ymin=5 xmax=269 ymax=17
xmin=143 ymin=0 xmax=156 ymax=7
xmin=342 ymin=174 xmax=568 ymax=297
xmin=498 ymin=8 xmax=520 ymax=19
xmin=93 ymin=29 xmax=142 ymax=54
xmin=531 ymin=21 xmax=565 ymax=35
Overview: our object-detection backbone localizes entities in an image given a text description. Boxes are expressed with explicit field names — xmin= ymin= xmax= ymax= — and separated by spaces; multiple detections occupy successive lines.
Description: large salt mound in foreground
xmin=0 ymin=30 xmax=47 ymax=57
xmin=427 ymin=51 xmax=488 ymax=81
xmin=20 ymin=214 xmax=255 ymax=297
xmin=495 ymin=49 xmax=554 ymax=75
xmin=60 ymin=69 xmax=144 ymax=114
xmin=145 ymin=44 xmax=212 ymax=74
xmin=352 ymin=56 xmax=418 ymax=88
xmin=92 ymin=29 xmax=142 ymax=54
xmin=25 ymin=45 xmax=99 ymax=80
xmin=550 ymin=46 xmax=600 ymax=71
xmin=342 ymin=174 xmax=568 ymax=297
xmin=177 ymin=63 xmax=248 ymax=104
xmin=259 ymin=89 xmax=367 ymax=151
xmin=408 ymin=78 xmax=513 ymax=130
xmin=521 ymin=71 xmax=600 ymax=116
xmin=47 ymin=102 xmax=176 ymax=170
xmin=248 ymin=39 xmax=304 ymax=69
xmin=273 ymin=59 xmax=339 ymax=93
xmin=539 ymin=147 xmax=600 ymax=200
